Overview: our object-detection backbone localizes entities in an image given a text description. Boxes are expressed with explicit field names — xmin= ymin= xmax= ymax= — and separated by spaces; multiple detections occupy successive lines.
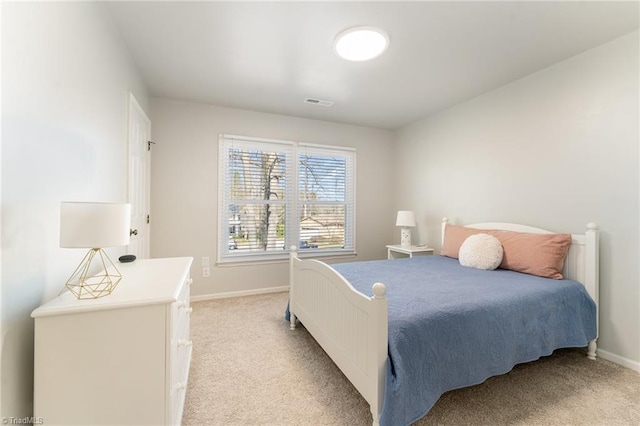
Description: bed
xmin=287 ymin=218 xmax=599 ymax=426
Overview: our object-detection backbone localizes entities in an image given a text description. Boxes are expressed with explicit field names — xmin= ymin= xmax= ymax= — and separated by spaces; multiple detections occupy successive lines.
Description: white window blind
xmin=218 ymin=134 xmax=355 ymax=262
xmin=298 ymin=144 xmax=355 ymax=252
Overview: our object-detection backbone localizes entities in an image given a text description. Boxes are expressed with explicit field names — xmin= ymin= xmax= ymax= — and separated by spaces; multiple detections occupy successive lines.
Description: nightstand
xmin=386 ymin=245 xmax=434 ymax=259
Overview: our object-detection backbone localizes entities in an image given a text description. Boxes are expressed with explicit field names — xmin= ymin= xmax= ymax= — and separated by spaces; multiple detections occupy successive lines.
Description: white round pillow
xmin=459 ymin=233 xmax=503 ymax=270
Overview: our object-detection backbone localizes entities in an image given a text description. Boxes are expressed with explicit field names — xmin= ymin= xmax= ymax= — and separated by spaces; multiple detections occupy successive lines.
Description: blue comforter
xmin=329 ymin=255 xmax=596 ymax=426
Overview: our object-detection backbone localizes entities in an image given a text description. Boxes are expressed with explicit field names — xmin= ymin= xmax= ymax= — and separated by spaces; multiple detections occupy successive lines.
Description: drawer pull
xmin=187 ymin=307 xmax=193 ymax=314
xmin=178 ymin=339 xmax=193 ymax=347
xmin=176 ymin=301 xmax=187 ymax=309
xmin=174 ymin=382 xmax=186 ymax=393
xmin=186 ymin=278 xmax=193 ymax=286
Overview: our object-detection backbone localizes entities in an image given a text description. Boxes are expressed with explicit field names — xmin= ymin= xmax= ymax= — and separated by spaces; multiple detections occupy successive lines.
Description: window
xmin=218 ymin=134 xmax=355 ymax=262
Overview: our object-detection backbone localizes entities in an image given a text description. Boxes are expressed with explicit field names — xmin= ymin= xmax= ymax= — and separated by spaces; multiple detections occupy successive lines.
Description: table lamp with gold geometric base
xmin=60 ymin=202 xmax=131 ymax=300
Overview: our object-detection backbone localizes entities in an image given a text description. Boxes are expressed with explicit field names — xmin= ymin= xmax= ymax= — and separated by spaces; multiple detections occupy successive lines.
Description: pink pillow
xmin=491 ymin=230 xmax=571 ymax=279
xmin=441 ymin=224 xmax=572 ymax=279
xmin=440 ymin=224 xmax=485 ymax=258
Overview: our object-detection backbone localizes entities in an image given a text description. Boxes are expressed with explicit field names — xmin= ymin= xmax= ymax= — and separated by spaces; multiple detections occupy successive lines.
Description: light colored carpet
xmin=183 ymin=292 xmax=640 ymax=426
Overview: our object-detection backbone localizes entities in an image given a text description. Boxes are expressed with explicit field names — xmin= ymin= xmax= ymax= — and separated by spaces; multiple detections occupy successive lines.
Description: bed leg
xmin=371 ymin=410 xmax=380 ymax=426
xmin=289 ymin=312 xmax=297 ymax=330
xmin=587 ymin=339 xmax=597 ymax=360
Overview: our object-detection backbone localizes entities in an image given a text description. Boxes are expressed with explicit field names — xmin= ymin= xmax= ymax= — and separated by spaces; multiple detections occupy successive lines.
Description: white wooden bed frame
xmin=288 ymin=218 xmax=599 ymax=426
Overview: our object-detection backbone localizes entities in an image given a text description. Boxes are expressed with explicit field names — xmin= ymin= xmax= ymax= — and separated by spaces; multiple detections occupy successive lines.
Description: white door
xmin=127 ymin=93 xmax=151 ymax=259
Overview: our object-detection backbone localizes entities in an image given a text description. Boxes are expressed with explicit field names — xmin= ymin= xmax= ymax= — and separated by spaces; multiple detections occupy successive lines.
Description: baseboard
xmin=597 ymin=348 xmax=640 ymax=373
xmin=191 ymin=285 xmax=289 ymax=302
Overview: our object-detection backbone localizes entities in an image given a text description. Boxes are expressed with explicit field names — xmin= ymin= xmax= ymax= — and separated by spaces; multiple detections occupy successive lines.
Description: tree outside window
xmin=219 ymin=135 xmax=355 ymax=262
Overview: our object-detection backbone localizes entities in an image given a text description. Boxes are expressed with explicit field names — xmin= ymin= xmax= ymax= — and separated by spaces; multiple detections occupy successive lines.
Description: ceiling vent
xmin=304 ymin=98 xmax=334 ymax=107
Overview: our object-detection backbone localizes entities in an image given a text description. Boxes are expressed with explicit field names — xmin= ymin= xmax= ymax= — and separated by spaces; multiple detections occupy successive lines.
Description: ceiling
xmin=104 ymin=1 xmax=639 ymax=130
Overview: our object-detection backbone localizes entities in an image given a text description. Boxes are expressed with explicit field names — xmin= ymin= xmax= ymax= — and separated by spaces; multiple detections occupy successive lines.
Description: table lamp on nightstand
xmin=60 ymin=201 xmax=131 ymax=299
xmin=396 ymin=210 xmax=416 ymax=247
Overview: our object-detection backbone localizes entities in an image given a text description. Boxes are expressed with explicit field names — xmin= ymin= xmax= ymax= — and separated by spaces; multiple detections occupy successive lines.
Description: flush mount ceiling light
xmin=334 ymin=26 xmax=389 ymax=61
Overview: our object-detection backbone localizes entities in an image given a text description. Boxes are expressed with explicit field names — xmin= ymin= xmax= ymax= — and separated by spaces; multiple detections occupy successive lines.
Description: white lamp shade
xmin=396 ymin=210 xmax=416 ymax=227
xmin=60 ymin=202 xmax=131 ymax=248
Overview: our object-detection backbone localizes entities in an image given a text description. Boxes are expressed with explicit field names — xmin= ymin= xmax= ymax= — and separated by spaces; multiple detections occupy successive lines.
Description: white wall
xmin=1 ymin=2 xmax=148 ymax=417
xmin=150 ymin=98 xmax=395 ymax=297
xmin=394 ymin=32 xmax=639 ymax=367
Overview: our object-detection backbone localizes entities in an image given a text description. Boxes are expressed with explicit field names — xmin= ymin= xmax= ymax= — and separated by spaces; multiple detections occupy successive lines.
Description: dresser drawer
xmin=171 ymin=278 xmax=191 ymax=339
xmin=170 ymin=339 xmax=192 ymax=426
xmin=171 ymin=276 xmax=192 ymax=376
xmin=170 ymin=276 xmax=192 ymax=424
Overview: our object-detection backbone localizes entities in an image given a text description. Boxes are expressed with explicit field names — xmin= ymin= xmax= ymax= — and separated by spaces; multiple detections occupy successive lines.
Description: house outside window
xmin=218 ymin=134 xmax=355 ymax=262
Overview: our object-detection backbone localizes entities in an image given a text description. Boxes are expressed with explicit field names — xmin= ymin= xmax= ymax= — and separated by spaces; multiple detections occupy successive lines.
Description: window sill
xmin=216 ymin=250 xmax=357 ymax=268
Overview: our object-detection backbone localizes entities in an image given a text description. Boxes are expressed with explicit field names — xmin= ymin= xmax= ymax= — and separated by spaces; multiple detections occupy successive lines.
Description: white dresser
xmin=32 ymin=257 xmax=193 ymax=426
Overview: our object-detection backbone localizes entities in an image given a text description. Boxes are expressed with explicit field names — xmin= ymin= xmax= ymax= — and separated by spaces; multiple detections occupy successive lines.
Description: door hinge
xmin=147 ymin=140 xmax=156 ymax=151
xmin=146 ymin=214 xmax=150 ymax=224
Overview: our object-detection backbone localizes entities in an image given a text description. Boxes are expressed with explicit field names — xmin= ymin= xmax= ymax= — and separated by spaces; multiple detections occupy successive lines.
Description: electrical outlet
xmin=202 ymin=267 xmax=210 ymax=278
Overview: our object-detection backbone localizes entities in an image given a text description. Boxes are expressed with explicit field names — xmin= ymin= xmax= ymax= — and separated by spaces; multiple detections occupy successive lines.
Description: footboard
xmin=289 ymin=248 xmax=388 ymax=425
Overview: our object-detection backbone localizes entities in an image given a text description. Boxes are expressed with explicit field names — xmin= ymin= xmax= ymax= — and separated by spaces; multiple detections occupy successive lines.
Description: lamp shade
xmin=395 ymin=210 xmax=416 ymax=228
xmin=60 ymin=202 xmax=131 ymax=248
